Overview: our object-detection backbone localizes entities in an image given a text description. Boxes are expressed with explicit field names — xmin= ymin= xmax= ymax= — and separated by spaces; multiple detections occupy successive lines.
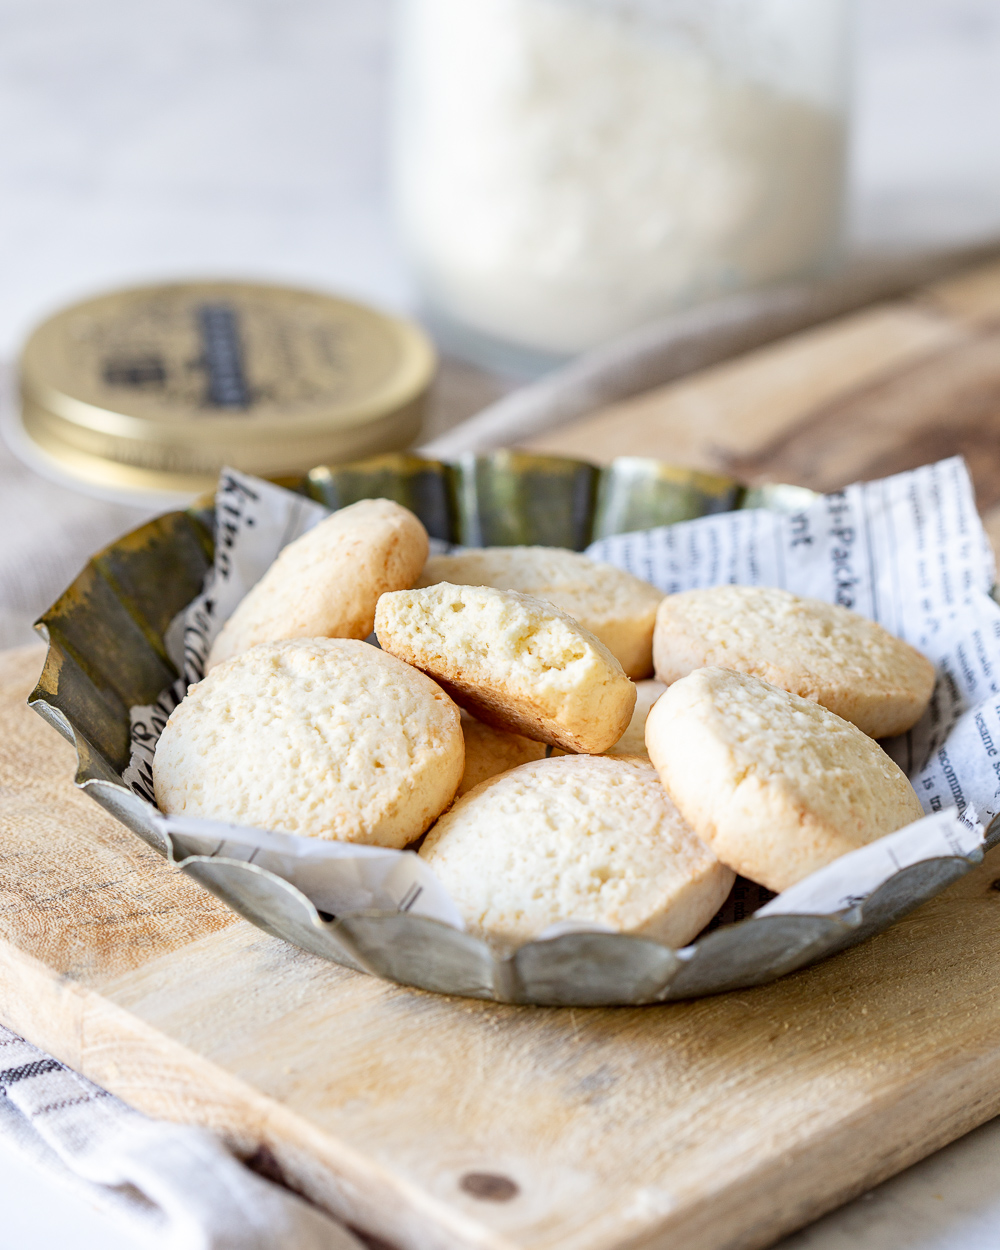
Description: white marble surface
xmin=2 ymin=0 xmax=1000 ymax=1246
xmin=778 ymin=1114 xmax=1000 ymax=1250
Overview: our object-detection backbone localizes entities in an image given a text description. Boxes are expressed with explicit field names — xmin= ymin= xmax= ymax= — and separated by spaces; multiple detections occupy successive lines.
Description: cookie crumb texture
xmin=154 ymin=637 xmax=463 ymax=847
xmin=207 ymin=498 xmax=429 ymax=670
xmin=653 ymin=586 xmax=935 ymax=738
xmin=375 ymin=583 xmax=636 ymax=754
xmin=420 ymin=755 xmax=734 ymax=946
xmin=646 ymin=667 xmax=926 ymax=892
xmin=418 ymin=546 xmax=663 ymax=678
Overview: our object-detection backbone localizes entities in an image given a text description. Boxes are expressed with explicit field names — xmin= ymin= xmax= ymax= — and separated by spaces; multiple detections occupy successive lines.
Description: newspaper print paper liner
xmin=28 ymin=452 xmax=1000 ymax=1006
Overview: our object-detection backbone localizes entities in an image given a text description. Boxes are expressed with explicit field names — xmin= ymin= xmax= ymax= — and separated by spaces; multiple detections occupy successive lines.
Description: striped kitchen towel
xmin=0 ymin=1024 xmax=361 ymax=1249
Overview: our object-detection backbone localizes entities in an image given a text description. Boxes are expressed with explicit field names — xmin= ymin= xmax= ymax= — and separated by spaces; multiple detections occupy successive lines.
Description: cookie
xmin=457 ymin=712 xmax=546 ymax=798
xmin=374 ymin=583 xmax=636 ymax=754
xmin=419 ymin=755 xmax=734 ymax=947
xmin=206 ymin=498 xmax=428 ymax=670
xmin=154 ymin=637 xmax=463 ymax=848
xmin=417 ymin=547 xmax=663 ymax=678
xmin=605 ymin=679 xmax=666 ymax=760
xmin=645 ymin=667 xmax=926 ymax=892
xmin=652 ymin=585 xmax=935 ymax=738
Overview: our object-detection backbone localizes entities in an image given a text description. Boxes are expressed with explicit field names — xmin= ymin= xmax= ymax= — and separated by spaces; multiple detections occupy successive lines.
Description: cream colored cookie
xmin=375 ymin=583 xmax=636 ymax=754
xmin=420 ymin=755 xmax=734 ymax=947
xmin=645 ymin=667 xmax=925 ymax=892
xmin=417 ymin=547 xmax=663 ymax=678
xmin=457 ymin=712 xmax=547 ymax=797
xmin=154 ymin=637 xmax=463 ymax=848
xmin=549 ymin=679 xmax=666 ymax=761
xmin=206 ymin=498 xmax=428 ymax=670
xmin=605 ymin=679 xmax=666 ymax=760
xmin=653 ymin=585 xmax=935 ymax=738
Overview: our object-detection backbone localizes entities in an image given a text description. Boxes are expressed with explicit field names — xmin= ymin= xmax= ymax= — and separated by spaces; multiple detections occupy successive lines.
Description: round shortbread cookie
xmin=206 ymin=498 xmax=428 ymax=670
xmin=417 ymin=547 xmax=663 ymax=678
xmin=645 ymin=667 xmax=925 ymax=892
xmin=457 ymin=712 xmax=546 ymax=798
xmin=420 ymin=755 xmax=734 ymax=947
xmin=154 ymin=637 xmax=463 ymax=848
xmin=375 ymin=583 xmax=636 ymax=754
xmin=653 ymin=585 xmax=935 ymax=738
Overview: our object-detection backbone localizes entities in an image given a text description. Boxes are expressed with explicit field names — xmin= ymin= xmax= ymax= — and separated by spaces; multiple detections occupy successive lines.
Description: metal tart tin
xmin=28 ymin=452 xmax=993 ymax=1006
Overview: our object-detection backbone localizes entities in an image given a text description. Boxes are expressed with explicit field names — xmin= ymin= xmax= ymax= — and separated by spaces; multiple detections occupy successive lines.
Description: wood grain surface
xmin=7 ymin=259 xmax=1000 ymax=1250
xmin=524 ymin=258 xmax=1000 ymax=551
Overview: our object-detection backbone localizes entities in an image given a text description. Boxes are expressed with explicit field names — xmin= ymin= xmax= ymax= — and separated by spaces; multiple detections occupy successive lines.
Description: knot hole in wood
xmin=460 ymin=1172 xmax=519 ymax=1201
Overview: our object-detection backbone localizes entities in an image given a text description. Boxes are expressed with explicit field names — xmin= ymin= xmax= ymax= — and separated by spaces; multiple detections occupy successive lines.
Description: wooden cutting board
xmin=7 ymin=257 xmax=1000 ymax=1250
xmin=524 ymin=257 xmax=1000 ymax=554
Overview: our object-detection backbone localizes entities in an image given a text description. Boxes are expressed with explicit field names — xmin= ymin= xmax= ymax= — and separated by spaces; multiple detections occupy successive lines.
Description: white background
xmin=2 ymin=1 xmax=1000 ymax=1246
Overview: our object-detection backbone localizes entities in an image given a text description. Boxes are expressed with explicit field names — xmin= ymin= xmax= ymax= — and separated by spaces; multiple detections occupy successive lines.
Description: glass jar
xmin=392 ymin=0 xmax=851 ymax=371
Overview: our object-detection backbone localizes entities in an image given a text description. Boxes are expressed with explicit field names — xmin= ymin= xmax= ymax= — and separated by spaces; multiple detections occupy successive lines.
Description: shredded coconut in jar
xmin=394 ymin=0 xmax=848 ymax=354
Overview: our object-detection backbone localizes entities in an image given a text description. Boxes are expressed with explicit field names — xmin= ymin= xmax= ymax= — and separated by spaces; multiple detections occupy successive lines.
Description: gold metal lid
xmin=18 ymin=280 xmax=437 ymax=496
